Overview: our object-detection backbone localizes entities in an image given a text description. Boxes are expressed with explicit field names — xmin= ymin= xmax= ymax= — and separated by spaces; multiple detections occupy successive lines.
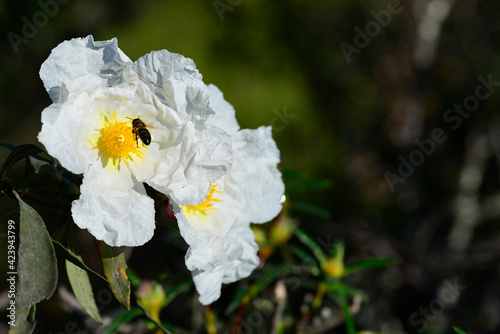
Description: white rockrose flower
xmin=38 ymin=35 xmax=232 ymax=247
xmin=172 ymin=85 xmax=285 ymax=304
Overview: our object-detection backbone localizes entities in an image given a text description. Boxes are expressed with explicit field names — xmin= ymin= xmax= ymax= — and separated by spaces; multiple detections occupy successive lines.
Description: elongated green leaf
xmin=101 ymin=308 xmax=143 ymax=334
xmin=343 ymin=258 xmax=398 ymax=276
xmin=52 ymin=239 xmax=107 ymax=283
xmin=324 ymin=279 xmax=368 ymax=301
xmin=293 ymin=228 xmax=328 ymax=269
xmin=0 ymin=144 xmax=45 ymax=181
xmin=98 ymin=242 xmax=131 ymax=309
xmin=337 ymin=288 xmax=356 ymax=334
xmin=66 ymin=229 xmax=102 ymax=324
xmin=289 ymin=245 xmax=320 ymax=276
xmin=10 ymin=191 xmax=57 ymax=334
xmin=453 ymin=327 xmax=468 ymax=334
xmin=66 ymin=262 xmax=103 ymax=324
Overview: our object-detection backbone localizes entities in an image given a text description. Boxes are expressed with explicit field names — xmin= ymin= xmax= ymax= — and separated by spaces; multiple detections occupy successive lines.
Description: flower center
xmin=181 ymin=184 xmax=222 ymax=216
xmin=95 ymin=111 xmax=144 ymax=167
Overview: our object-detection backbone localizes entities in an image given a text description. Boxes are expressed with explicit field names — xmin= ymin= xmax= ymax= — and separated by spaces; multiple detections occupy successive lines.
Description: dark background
xmin=1 ymin=0 xmax=500 ymax=333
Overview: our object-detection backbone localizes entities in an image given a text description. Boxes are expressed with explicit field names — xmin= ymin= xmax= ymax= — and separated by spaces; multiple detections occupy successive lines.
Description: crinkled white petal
xmin=207 ymin=84 xmax=240 ymax=135
xmin=192 ymin=268 xmax=224 ymax=305
xmin=226 ymin=126 xmax=284 ymax=223
xmin=40 ymin=35 xmax=136 ymax=103
xmin=39 ymin=35 xmax=138 ymax=174
xmin=134 ymin=50 xmax=214 ymax=124
xmin=148 ymin=123 xmax=232 ymax=206
xmin=72 ymin=162 xmax=155 ymax=247
xmin=174 ymin=204 xmax=259 ymax=304
xmin=38 ymin=103 xmax=88 ymax=174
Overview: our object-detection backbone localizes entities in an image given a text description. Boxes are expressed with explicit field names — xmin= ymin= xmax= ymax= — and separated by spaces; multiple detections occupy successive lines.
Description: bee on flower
xmin=38 ymin=36 xmax=232 ymax=247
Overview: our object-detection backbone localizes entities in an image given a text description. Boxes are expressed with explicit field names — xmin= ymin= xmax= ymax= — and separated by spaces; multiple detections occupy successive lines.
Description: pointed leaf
xmin=293 ymin=228 xmax=328 ymax=269
xmin=325 ymin=279 xmax=368 ymax=301
xmin=453 ymin=327 xmax=468 ymax=334
xmin=65 ymin=230 xmax=102 ymax=324
xmin=66 ymin=262 xmax=103 ymax=324
xmin=338 ymin=289 xmax=356 ymax=334
xmin=52 ymin=239 xmax=107 ymax=283
xmin=343 ymin=258 xmax=398 ymax=276
xmin=9 ymin=191 xmax=57 ymax=334
xmin=0 ymin=144 xmax=45 ymax=181
xmin=98 ymin=242 xmax=131 ymax=309
xmin=290 ymin=245 xmax=320 ymax=276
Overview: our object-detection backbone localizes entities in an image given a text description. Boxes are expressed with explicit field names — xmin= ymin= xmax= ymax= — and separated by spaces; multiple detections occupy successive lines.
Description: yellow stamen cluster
xmin=181 ymin=184 xmax=222 ymax=216
xmin=95 ymin=111 xmax=144 ymax=168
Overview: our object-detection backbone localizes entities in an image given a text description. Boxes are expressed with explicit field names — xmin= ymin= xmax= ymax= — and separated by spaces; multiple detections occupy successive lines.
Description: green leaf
xmin=0 ymin=144 xmax=45 ymax=181
xmin=52 ymin=239 xmax=107 ymax=283
xmin=343 ymin=258 xmax=398 ymax=276
xmin=66 ymin=261 xmax=103 ymax=323
xmin=65 ymin=229 xmax=102 ymax=324
xmin=453 ymin=327 xmax=468 ymax=334
xmin=101 ymin=308 xmax=143 ymax=334
xmin=291 ymin=201 xmax=331 ymax=220
xmin=289 ymin=245 xmax=320 ymax=276
xmin=9 ymin=191 xmax=57 ymax=334
xmin=338 ymin=294 xmax=356 ymax=334
xmin=98 ymin=242 xmax=131 ymax=309
xmin=332 ymin=281 xmax=356 ymax=334
xmin=325 ymin=280 xmax=368 ymax=301
xmin=293 ymin=228 xmax=328 ymax=269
